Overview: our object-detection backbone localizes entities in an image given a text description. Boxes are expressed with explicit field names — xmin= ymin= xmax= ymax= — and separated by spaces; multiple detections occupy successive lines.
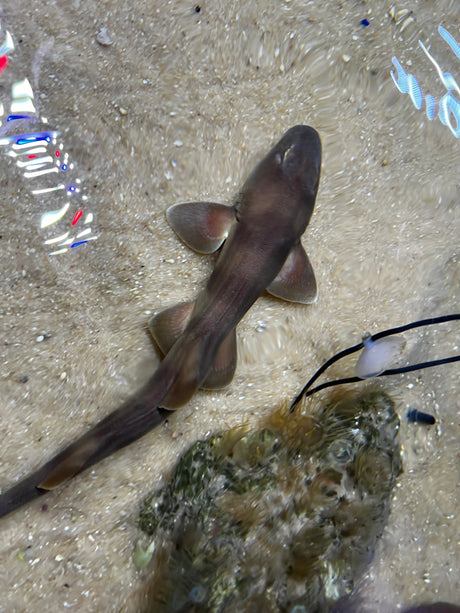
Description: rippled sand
xmin=0 ymin=0 xmax=458 ymax=611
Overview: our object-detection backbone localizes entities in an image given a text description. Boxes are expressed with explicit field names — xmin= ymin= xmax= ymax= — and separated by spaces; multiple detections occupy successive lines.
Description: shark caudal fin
xmin=0 ymin=433 xmax=102 ymax=517
xmin=37 ymin=437 xmax=102 ymax=490
xmin=0 ymin=467 xmax=49 ymax=517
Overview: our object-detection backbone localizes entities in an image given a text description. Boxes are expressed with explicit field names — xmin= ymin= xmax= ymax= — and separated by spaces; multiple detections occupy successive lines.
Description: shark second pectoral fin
xmin=201 ymin=328 xmax=237 ymax=389
xmin=166 ymin=201 xmax=236 ymax=254
xmin=267 ymin=242 xmax=318 ymax=304
xmin=149 ymin=301 xmax=195 ymax=355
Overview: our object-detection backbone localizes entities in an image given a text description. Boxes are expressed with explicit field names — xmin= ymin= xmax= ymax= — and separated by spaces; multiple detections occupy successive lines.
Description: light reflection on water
xmin=0 ymin=20 xmax=98 ymax=255
xmin=391 ymin=26 xmax=460 ymax=137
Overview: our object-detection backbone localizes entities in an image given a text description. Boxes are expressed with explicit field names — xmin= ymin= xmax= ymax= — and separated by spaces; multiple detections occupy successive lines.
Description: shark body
xmin=0 ymin=125 xmax=321 ymax=518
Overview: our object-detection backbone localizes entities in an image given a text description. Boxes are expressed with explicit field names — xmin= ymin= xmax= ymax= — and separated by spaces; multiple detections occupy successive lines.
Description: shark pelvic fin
xmin=161 ymin=340 xmax=204 ymax=409
xmin=267 ymin=241 xmax=317 ymax=304
xmin=201 ymin=328 xmax=237 ymax=389
xmin=149 ymin=303 xmax=237 ymax=390
xmin=149 ymin=301 xmax=195 ymax=355
xmin=166 ymin=201 xmax=236 ymax=254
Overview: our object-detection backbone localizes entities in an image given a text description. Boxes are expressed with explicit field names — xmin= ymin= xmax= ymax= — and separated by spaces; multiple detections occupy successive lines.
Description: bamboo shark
xmin=0 ymin=125 xmax=321 ymax=518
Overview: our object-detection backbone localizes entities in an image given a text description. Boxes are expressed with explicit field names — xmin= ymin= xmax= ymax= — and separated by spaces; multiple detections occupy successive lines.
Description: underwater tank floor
xmin=0 ymin=0 xmax=458 ymax=611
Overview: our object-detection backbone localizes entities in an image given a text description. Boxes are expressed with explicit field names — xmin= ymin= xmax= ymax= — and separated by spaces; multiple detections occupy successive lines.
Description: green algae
xmin=136 ymin=390 xmax=402 ymax=612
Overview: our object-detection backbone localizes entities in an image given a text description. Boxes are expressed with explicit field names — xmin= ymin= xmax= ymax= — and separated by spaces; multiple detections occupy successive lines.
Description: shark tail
xmin=0 ymin=365 xmax=174 ymax=519
xmin=0 ymin=326 xmax=215 ymax=519
xmin=0 ymin=323 xmax=223 ymax=519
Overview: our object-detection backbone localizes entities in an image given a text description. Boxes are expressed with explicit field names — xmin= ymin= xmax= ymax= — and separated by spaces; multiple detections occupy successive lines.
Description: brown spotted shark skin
xmin=0 ymin=125 xmax=321 ymax=518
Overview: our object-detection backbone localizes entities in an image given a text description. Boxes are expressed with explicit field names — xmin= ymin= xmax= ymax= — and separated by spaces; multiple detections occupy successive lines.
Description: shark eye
xmin=280 ymin=144 xmax=297 ymax=169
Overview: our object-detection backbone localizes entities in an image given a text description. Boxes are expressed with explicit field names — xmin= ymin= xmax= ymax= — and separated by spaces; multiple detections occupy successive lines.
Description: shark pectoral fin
xmin=166 ymin=201 xmax=236 ymax=254
xmin=267 ymin=242 xmax=318 ymax=304
xmin=38 ymin=436 xmax=100 ymax=490
xmin=201 ymin=328 xmax=237 ymax=389
xmin=149 ymin=301 xmax=195 ymax=355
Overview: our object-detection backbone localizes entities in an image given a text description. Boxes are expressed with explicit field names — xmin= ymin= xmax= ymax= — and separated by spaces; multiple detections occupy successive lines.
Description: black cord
xmin=290 ymin=314 xmax=460 ymax=412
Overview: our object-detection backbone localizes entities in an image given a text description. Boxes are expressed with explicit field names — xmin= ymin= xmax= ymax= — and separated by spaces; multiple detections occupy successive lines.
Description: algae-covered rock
xmin=136 ymin=390 xmax=402 ymax=612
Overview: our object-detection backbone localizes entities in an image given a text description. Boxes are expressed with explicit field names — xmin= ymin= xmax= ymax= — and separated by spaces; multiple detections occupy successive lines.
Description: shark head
xmin=237 ymin=124 xmax=322 ymax=232
xmin=273 ymin=125 xmax=322 ymax=198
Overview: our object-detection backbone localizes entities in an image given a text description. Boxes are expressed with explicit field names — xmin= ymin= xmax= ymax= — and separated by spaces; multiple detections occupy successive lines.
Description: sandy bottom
xmin=0 ymin=0 xmax=458 ymax=611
